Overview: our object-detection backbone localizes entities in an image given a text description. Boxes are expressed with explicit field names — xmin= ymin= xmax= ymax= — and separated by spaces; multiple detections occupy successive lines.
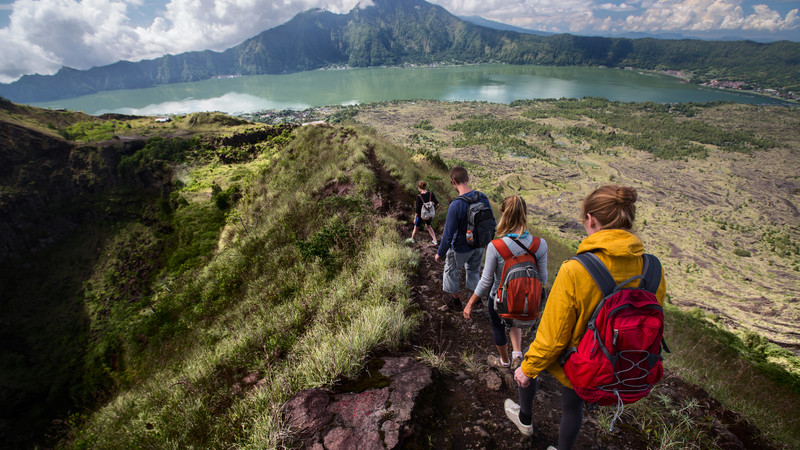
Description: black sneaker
xmin=443 ymin=294 xmax=464 ymax=312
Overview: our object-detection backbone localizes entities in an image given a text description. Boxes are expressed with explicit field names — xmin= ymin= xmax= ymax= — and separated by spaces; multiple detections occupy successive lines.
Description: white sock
xmin=512 ymin=351 xmax=523 ymax=360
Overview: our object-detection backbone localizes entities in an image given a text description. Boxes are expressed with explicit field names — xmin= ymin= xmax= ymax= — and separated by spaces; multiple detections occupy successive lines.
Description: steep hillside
xmin=3 ymin=101 xmax=800 ymax=448
xmin=1 ymin=0 xmax=799 ymax=102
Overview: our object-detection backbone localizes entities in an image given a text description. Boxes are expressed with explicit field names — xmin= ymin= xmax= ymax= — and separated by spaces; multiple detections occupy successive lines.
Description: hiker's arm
xmin=521 ymin=262 xmax=577 ymax=379
xmin=464 ymin=243 xmax=499 ymax=319
xmin=436 ymin=202 xmax=461 ymax=258
xmin=536 ymin=239 xmax=549 ymax=286
xmin=473 ymin=242 xmax=498 ymax=298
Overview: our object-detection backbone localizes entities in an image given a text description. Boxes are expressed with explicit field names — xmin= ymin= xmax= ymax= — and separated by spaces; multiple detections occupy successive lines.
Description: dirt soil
xmin=348 ymin=151 xmax=777 ymax=449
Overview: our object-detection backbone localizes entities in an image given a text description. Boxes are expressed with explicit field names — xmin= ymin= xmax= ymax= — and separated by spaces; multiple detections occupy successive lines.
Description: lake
xmin=31 ymin=64 xmax=794 ymax=115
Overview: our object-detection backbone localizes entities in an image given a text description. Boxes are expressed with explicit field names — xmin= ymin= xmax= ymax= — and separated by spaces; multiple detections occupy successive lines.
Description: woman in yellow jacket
xmin=506 ymin=185 xmax=666 ymax=449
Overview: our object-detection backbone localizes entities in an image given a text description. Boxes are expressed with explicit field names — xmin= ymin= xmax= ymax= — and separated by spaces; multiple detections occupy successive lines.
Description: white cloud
xmin=598 ymin=2 xmax=637 ymax=12
xmin=619 ymin=0 xmax=799 ymax=32
xmin=434 ymin=0 xmax=799 ymax=35
xmin=0 ymin=0 xmax=362 ymax=83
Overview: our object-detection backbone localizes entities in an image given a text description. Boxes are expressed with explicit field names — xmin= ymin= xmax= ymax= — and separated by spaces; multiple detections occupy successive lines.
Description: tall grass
xmin=65 ymin=125 xmax=424 ymax=448
xmin=662 ymin=305 xmax=800 ymax=446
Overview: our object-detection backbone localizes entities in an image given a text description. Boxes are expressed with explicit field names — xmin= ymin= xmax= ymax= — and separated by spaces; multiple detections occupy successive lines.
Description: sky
xmin=0 ymin=0 xmax=798 ymax=84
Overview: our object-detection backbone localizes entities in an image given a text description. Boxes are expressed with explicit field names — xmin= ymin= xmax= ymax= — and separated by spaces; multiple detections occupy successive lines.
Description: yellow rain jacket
xmin=520 ymin=229 xmax=667 ymax=388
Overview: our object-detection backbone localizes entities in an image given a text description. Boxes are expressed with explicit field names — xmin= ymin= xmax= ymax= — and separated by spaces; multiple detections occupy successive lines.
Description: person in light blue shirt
xmin=434 ymin=166 xmax=496 ymax=311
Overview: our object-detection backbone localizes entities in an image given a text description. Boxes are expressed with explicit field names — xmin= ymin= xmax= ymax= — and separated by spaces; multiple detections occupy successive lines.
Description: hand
xmin=463 ymin=303 xmax=472 ymax=319
xmin=514 ymin=367 xmax=531 ymax=388
xmin=434 ymin=254 xmax=441 ymax=263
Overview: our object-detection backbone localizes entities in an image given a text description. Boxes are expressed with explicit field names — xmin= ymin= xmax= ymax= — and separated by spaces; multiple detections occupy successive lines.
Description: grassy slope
xmin=353 ymin=99 xmax=800 ymax=445
xmin=4 ymin=101 xmax=800 ymax=447
xmin=60 ymin=123 xmax=457 ymax=447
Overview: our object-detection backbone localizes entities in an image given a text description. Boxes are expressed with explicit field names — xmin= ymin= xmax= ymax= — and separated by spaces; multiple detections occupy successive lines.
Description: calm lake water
xmin=31 ymin=64 xmax=793 ymax=115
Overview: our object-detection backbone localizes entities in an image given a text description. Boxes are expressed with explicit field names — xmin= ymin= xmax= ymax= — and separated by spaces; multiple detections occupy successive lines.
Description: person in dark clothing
xmin=434 ymin=167 xmax=496 ymax=311
xmin=410 ymin=180 xmax=439 ymax=245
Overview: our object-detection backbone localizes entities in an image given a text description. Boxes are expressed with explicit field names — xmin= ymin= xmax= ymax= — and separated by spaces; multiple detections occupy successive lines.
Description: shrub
xmin=412 ymin=119 xmax=434 ymax=130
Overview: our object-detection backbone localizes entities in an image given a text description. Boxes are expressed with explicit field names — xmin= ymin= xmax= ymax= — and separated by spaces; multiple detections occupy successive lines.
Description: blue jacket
xmin=436 ymin=190 xmax=496 ymax=258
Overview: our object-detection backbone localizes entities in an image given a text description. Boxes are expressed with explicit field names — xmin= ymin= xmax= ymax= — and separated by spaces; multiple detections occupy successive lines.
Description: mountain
xmin=458 ymin=15 xmax=554 ymax=36
xmin=1 ymin=0 xmax=799 ymax=103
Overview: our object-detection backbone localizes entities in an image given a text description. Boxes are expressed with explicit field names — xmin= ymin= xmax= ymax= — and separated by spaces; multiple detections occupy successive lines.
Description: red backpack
xmin=562 ymin=252 xmax=667 ymax=429
xmin=493 ymin=237 xmax=544 ymax=322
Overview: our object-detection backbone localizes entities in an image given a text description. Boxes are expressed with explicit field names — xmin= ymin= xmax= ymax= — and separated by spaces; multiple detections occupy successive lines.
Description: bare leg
xmin=509 ymin=327 xmax=522 ymax=353
xmin=495 ymin=344 xmax=510 ymax=364
xmin=426 ymin=224 xmax=436 ymax=242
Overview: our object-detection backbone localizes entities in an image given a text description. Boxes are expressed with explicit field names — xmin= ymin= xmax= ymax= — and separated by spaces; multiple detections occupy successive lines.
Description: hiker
xmin=410 ymin=180 xmax=439 ymax=245
xmin=462 ymin=195 xmax=548 ymax=370
xmin=434 ymin=166 xmax=496 ymax=311
xmin=506 ymin=185 xmax=666 ymax=449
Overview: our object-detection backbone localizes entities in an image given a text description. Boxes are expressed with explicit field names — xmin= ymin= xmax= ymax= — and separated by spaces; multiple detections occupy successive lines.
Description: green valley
xmin=2 ymin=97 xmax=800 ymax=448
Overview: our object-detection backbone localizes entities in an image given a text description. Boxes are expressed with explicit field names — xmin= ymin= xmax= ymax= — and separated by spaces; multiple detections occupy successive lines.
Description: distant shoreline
xmin=649 ymin=68 xmax=798 ymax=105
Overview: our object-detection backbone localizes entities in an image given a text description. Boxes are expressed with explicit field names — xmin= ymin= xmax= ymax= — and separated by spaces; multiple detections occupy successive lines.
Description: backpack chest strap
xmin=493 ymin=237 xmax=540 ymax=262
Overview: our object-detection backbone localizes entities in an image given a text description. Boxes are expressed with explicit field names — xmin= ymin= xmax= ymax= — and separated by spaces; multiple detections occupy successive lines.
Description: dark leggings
xmin=558 ymin=387 xmax=584 ymax=450
xmin=487 ymin=298 xmax=507 ymax=346
xmin=517 ymin=377 xmax=537 ymax=425
xmin=516 ymin=383 xmax=583 ymax=449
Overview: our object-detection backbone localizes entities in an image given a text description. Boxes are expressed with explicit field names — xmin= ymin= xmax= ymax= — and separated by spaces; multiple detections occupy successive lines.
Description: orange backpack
xmin=493 ymin=237 xmax=544 ymax=322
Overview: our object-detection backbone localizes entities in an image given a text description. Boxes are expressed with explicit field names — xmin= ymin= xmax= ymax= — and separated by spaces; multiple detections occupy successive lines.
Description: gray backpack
xmin=458 ymin=192 xmax=495 ymax=248
xmin=419 ymin=193 xmax=435 ymax=220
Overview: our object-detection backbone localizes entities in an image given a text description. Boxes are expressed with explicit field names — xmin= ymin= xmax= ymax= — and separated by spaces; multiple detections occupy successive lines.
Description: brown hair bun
xmin=582 ymin=185 xmax=638 ymax=230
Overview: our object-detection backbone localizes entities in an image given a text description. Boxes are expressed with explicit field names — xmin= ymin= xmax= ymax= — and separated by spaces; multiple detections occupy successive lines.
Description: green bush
xmin=412 ymin=119 xmax=434 ymax=130
xmin=64 ymin=120 xmax=118 ymax=141
xmin=117 ymin=136 xmax=199 ymax=176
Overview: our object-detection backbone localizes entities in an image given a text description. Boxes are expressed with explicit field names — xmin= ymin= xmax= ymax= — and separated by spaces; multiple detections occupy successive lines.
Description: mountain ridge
xmin=1 ymin=0 xmax=799 ymax=103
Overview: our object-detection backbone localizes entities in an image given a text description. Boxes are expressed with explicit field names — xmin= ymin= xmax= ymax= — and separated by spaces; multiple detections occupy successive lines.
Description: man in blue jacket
xmin=435 ymin=167 xmax=496 ymax=311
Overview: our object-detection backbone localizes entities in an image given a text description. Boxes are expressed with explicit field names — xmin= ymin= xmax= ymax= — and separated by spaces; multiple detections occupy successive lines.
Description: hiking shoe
xmin=404 ymin=238 xmax=414 ymax=244
xmin=443 ymin=294 xmax=463 ymax=311
xmin=487 ymin=355 xmax=510 ymax=369
xmin=432 ymin=239 xmax=438 ymax=245
xmin=504 ymin=398 xmax=533 ymax=436
xmin=511 ymin=356 xmax=523 ymax=370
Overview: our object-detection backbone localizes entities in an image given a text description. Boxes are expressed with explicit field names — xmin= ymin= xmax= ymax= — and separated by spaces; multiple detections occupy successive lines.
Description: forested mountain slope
xmin=1 ymin=0 xmax=798 ymax=103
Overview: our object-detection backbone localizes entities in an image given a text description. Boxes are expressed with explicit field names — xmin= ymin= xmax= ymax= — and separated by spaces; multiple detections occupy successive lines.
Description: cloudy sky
xmin=0 ymin=0 xmax=798 ymax=83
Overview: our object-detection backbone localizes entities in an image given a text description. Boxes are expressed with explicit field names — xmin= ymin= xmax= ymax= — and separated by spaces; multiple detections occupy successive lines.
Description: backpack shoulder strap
xmin=493 ymin=238 xmax=513 ymax=260
xmin=640 ymin=254 xmax=662 ymax=294
xmin=457 ymin=193 xmax=478 ymax=204
xmin=571 ymin=252 xmax=616 ymax=297
xmin=509 ymin=237 xmax=541 ymax=266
